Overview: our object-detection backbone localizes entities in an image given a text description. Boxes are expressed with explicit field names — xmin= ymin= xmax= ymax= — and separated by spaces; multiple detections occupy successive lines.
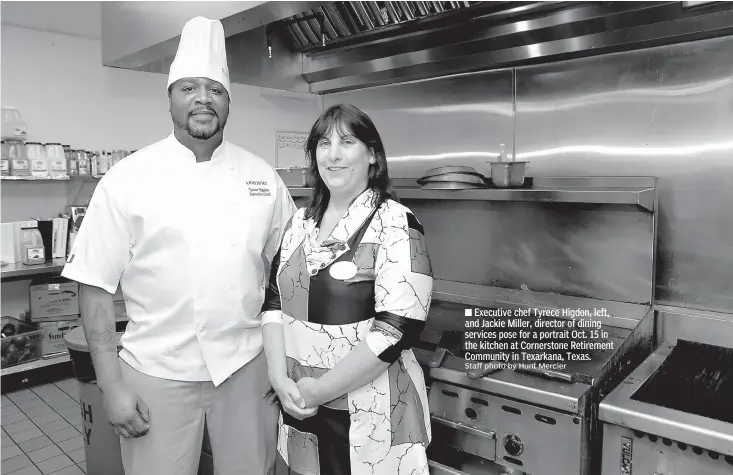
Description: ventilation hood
xmin=103 ymin=1 xmax=733 ymax=94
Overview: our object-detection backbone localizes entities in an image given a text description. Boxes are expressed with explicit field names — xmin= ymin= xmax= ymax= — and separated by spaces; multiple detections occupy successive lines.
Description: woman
xmin=261 ymin=104 xmax=433 ymax=475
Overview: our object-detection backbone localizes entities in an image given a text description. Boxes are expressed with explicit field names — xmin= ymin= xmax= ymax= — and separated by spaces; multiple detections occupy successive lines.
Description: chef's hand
xmin=100 ymin=380 xmax=150 ymax=438
xmin=296 ymin=377 xmax=322 ymax=409
xmin=267 ymin=376 xmax=318 ymax=420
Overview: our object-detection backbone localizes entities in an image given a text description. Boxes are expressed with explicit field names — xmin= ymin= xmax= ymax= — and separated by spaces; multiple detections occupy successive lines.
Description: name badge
xmin=329 ymin=261 xmax=357 ymax=280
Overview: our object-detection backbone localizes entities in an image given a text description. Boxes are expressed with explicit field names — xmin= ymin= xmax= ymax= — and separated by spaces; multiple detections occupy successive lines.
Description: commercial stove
xmin=404 ymin=177 xmax=661 ymax=475
xmin=599 ymin=306 xmax=733 ymax=475
xmin=417 ymin=292 xmax=654 ymax=475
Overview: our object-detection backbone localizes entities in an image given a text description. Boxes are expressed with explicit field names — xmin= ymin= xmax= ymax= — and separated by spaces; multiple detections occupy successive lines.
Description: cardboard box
xmin=30 ymin=277 xmax=80 ymax=321
xmin=39 ymin=317 xmax=81 ymax=356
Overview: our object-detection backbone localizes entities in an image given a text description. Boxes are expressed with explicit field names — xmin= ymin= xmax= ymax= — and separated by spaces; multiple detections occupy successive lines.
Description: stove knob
xmin=503 ymin=434 xmax=524 ymax=457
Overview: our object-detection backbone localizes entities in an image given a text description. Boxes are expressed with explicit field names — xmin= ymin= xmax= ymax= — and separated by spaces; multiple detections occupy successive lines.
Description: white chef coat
xmin=62 ymin=133 xmax=296 ymax=386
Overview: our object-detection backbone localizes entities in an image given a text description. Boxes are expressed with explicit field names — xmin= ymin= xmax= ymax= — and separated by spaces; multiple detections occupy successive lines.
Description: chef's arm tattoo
xmin=88 ymin=302 xmax=117 ymax=356
xmin=79 ymin=283 xmax=124 ymax=390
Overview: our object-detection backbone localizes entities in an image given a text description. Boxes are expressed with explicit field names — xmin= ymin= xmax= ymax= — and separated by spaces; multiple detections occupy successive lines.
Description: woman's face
xmin=315 ymin=124 xmax=375 ymax=199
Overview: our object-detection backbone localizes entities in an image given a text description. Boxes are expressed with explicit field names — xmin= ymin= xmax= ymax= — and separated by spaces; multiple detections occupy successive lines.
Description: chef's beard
xmin=172 ymin=113 xmax=227 ymax=140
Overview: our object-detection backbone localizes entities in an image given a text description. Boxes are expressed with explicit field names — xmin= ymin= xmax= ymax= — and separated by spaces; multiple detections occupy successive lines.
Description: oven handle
xmin=428 ymin=460 xmax=473 ymax=475
xmin=432 ymin=416 xmax=496 ymax=440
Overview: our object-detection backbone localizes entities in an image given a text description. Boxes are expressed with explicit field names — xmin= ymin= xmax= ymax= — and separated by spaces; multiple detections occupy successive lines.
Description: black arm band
xmin=372 ymin=312 xmax=425 ymax=363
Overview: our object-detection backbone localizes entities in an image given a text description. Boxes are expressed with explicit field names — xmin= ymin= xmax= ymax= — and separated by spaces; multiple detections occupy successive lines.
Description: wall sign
xmin=276 ymin=131 xmax=309 ymax=168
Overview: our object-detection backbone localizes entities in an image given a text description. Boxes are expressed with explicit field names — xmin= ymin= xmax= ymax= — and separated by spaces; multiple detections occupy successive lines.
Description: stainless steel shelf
xmin=397 ymin=187 xmax=655 ymax=211
xmin=1 ymin=175 xmax=102 ymax=182
xmin=1 ymin=354 xmax=70 ymax=377
xmin=1 ymin=258 xmax=66 ymax=281
xmin=287 ymin=177 xmax=656 ymax=211
xmin=1 ymin=175 xmax=70 ymax=181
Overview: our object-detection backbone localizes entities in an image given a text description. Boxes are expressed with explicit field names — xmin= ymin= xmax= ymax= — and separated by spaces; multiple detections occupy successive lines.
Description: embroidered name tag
xmin=246 ymin=180 xmax=271 ymax=197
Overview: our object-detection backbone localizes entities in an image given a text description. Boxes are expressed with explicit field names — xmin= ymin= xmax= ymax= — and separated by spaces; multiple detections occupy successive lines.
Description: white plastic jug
xmin=1 ymin=107 xmax=28 ymax=141
xmin=26 ymin=142 xmax=48 ymax=177
xmin=45 ymin=143 xmax=67 ymax=176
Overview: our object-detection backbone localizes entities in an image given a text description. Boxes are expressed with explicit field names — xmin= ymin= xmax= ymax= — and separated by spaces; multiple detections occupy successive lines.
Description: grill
xmin=406 ymin=176 xmax=659 ymax=475
xmin=599 ymin=309 xmax=733 ymax=475
xmin=416 ymin=298 xmax=654 ymax=475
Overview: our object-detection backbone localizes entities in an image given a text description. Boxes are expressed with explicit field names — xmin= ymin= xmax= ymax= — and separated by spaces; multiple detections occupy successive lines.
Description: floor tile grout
xmin=3 ymin=379 xmax=85 ymax=475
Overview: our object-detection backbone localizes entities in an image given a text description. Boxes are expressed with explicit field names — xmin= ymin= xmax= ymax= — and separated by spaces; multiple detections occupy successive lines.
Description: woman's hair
xmin=304 ymin=104 xmax=396 ymax=224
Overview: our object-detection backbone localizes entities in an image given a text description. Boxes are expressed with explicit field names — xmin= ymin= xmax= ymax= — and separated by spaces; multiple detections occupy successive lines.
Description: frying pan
xmin=417 ymin=172 xmax=487 ymax=186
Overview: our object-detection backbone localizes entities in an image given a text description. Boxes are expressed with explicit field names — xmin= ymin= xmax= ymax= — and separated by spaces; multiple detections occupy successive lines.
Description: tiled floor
xmin=2 ymin=378 xmax=86 ymax=475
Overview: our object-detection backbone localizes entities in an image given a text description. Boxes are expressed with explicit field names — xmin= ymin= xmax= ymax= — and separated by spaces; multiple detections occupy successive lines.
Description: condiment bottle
xmin=97 ymin=150 xmax=109 ymax=175
xmin=20 ymin=226 xmax=45 ymax=265
xmin=111 ymin=150 xmax=121 ymax=168
xmin=67 ymin=149 xmax=79 ymax=175
xmin=77 ymin=150 xmax=89 ymax=176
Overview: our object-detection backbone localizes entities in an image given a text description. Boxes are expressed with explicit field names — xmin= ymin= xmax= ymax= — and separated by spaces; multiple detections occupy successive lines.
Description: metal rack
xmin=1 ymin=258 xmax=67 ymax=282
xmin=1 ymin=354 xmax=70 ymax=377
xmin=287 ymin=176 xmax=657 ymax=212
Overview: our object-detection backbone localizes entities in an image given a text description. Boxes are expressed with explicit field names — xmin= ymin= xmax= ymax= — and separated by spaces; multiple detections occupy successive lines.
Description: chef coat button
xmin=310 ymin=269 xmax=317 ymax=275
xmin=338 ymin=243 xmax=346 ymax=251
xmin=319 ymin=263 xmax=326 ymax=269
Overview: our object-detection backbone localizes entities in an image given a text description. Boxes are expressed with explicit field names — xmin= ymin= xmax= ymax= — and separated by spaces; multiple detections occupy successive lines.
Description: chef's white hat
xmin=167 ymin=16 xmax=231 ymax=98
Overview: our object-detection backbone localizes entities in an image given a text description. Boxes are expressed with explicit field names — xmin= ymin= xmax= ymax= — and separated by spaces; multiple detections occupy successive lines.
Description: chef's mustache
xmin=189 ymin=108 xmax=218 ymax=118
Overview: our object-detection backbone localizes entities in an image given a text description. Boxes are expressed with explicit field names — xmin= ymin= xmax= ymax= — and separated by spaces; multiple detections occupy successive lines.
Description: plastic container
xmin=45 ymin=143 xmax=67 ymax=176
xmin=26 ymin=142 xmax=48 ymax=177
xmin=67 ymin=149 xmax=79 ymax=175
xmin=65 ymin=327 xmax=125 ymax=475
xmin=20 ymin=226 xmax=45 ymax=265
xmin=7 ymin=140 xmax=29 ymax=176
xmin=77 ymin=150 xmax=89 ymax=176
xmin=1 ymin=141 xmax=9 ymax=176
xmin=97 ymin=151 xmax=109 ymax=175
xmin=110 ymin=150 xmax=122 ymax=168
xmin=1 ymin=316 xmax=43 ymax=368
xmin=1 ymin=107 xmax=28 ymax=141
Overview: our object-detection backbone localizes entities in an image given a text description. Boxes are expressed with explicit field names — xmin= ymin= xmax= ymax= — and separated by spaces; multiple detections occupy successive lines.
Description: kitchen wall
xmin=1 ymin=23 xmax=321 ymax=317
xmin=514 ymin=35 xmax=733 ymax=315
xmin=325 ymin=35 xmax=733 ymax=316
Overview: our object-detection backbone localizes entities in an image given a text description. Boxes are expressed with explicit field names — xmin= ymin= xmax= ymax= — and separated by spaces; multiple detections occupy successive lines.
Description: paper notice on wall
xmin=276 ymin=131 xmax=308 ymax=169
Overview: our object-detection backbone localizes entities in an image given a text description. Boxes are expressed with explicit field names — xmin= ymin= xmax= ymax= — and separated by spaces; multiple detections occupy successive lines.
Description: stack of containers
xmin=1 ymin=107 xmax=29 ymax=176
xmin=1 ymin=136 xmax=134 ymax=178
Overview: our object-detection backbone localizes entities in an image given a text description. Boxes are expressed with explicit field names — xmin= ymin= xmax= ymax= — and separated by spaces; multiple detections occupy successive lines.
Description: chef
xmin=61 ymin=16 xmax=295 ymax=475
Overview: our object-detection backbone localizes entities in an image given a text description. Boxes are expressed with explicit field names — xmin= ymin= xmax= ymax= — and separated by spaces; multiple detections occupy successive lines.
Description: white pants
xmin=119 ymin=352 xmax=278 ymax=475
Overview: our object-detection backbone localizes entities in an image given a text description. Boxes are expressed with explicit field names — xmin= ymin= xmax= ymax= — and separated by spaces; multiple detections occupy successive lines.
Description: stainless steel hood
xmin=103 ymin=1 xmax=733 ymax=94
